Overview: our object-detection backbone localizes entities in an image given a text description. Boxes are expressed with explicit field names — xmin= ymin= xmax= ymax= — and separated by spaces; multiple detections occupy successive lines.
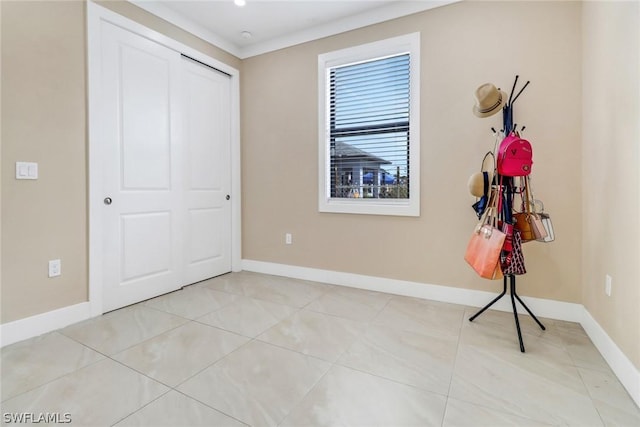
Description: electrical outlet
xmin=285 ymin=233 xmax=292 ymax=245
xmin=49 ymin=259 xmax=61 ymax=278
xmin=605 ymin=274 xmax=612 ymax=296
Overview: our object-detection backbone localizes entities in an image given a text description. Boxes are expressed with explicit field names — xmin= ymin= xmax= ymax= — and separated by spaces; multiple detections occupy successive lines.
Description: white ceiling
xmin=130 ymin=0 xmax=458 ymax=58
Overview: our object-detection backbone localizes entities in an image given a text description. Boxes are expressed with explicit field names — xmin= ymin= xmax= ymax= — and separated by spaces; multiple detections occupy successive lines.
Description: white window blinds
xmin=329 ymin=53 xmax=410 ymax=200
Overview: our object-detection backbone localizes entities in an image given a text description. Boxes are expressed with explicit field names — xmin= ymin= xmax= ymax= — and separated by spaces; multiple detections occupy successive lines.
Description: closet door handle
xmin=226 ymin=195 xmax=230 ymax=200
xmin=104 ymin=197 xmax=113 ymax=205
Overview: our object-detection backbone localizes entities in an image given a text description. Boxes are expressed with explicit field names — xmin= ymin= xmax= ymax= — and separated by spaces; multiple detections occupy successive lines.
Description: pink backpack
xmin=497 ymin=133 xmax=533 ymax=176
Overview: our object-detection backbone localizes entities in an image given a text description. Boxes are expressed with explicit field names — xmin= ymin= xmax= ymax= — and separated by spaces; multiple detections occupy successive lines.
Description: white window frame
xmin=318 ymin=33 xmax=420 ymax=217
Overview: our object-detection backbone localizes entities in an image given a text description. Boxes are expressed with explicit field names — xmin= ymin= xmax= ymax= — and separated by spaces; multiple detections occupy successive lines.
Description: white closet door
xmin=98 ymin=22 xmax=233 ymax=313
xmin=100 ymin=23 xmax=184 ymax=312
xmin=181 ymin=58 xmax=232 ymax=284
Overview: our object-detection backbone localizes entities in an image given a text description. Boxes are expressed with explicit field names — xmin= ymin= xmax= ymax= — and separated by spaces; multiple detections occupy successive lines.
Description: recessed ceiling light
xmin=240 ymin=31 xmax=252 ymax=39
xmin=234 ymin=0 xmax=246 ymax=7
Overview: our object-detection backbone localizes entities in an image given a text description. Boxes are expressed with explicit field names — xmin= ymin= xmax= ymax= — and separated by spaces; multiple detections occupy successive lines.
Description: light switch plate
xmin=16 ymin=162 xmax=38 ymax=180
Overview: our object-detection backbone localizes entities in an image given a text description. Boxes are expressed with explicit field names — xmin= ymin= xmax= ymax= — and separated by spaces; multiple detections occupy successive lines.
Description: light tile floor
xmin=2 ymin=272 xmax=639 ymax=426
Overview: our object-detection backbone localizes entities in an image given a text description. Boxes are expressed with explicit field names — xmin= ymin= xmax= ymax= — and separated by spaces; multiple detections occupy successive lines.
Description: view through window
xmin=328 ymin=53 xmax=410 ymax=200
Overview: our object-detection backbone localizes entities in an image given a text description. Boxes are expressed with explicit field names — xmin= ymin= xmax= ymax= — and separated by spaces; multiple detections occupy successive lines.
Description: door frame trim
xmin=87 ymin=1 xmax=242 ymax=316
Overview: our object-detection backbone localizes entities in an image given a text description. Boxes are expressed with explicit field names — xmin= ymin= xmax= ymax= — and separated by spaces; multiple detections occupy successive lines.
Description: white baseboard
xmin=241 ymin=259 xmax=584 ymax=322
xmin=581 ymin=309 xmax=640 ymax=407
xmin=0 ymin=302 xmax=92 ymax=348
xmin=242 ymin=259 xmax=639 ymax=407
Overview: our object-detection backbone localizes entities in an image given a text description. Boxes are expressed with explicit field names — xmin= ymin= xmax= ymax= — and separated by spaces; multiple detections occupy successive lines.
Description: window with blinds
xmin=318 ymin=33 xmax=420 ymax=216
xmin=329 ymin=54 xmax=410 ymax=200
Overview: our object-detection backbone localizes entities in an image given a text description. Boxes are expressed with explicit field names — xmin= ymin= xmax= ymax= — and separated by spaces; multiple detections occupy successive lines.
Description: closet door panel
xmin=100 ymin=22 xmax=183 ymax=312
xmin=182 ymin=58 xmax=232 ymax=284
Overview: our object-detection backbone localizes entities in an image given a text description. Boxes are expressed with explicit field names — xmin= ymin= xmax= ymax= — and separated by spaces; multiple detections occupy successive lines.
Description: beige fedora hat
xmin=472 ymin=83 xmax=507 ymax=118
xmin=468 ymin=171 xmax=494 ymax=198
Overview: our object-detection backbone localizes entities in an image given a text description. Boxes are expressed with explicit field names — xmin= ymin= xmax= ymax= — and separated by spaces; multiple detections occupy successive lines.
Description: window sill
xmin=318 ymin=198 xmax=419 ymax=217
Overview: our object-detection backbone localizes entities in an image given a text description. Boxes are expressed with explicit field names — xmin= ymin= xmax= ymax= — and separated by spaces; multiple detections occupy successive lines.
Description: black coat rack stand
xmin=469 ymin=274 xmax=545 ymax=352
xmin=468 ymin=75 xmax=545 ymax=353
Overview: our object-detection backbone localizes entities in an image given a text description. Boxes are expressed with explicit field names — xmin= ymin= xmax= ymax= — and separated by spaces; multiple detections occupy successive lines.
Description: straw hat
xmin=472 ymin=83 xmax=507 ymax=118
xmin=468 ymin=171 xmax=493 ymax=198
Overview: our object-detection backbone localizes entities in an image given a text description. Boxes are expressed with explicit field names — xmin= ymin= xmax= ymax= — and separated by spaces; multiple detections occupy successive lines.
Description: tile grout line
xmin=440 ymin=306 xmax=469 ymax=426
xmin=245 ymin=289 xmax=390 ymax=425
xmin=1 ymin=334 xmax=107 ymax=404
xmin=274 ymin=352 xmax=335 ymax=427
xmin=574 ymin=365 xmax=611 ymax=427
xmin=107 ymin=388 xmax=174 ymax=427
xmin=171 ymin=389 xmax=250 ymax=427
xmin=115 ymin=333 xmax=260 ymax=425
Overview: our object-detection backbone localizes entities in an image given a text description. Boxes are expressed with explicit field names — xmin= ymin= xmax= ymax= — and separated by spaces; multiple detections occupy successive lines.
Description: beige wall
xmin=582 ymin=1 xmax=640 ymax=369
xmin=1 ymin=0 xmax=87 ymax=322
xmin=0 ymin=0 xmax=240 ymax=323
xmin=242 ymin=0 xmax=583 ymax=302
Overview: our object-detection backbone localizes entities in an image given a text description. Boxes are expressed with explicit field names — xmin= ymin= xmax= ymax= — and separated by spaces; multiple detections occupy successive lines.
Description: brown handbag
xmin=513 ymin=177 xmax=544 ymax=243
xmin=514 ymin=213 xmax=534 ymax=242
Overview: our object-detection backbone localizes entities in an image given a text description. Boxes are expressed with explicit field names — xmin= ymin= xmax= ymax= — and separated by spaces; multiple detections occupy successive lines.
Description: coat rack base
xmin=469 ymin=275 xmax=545 ymax=352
